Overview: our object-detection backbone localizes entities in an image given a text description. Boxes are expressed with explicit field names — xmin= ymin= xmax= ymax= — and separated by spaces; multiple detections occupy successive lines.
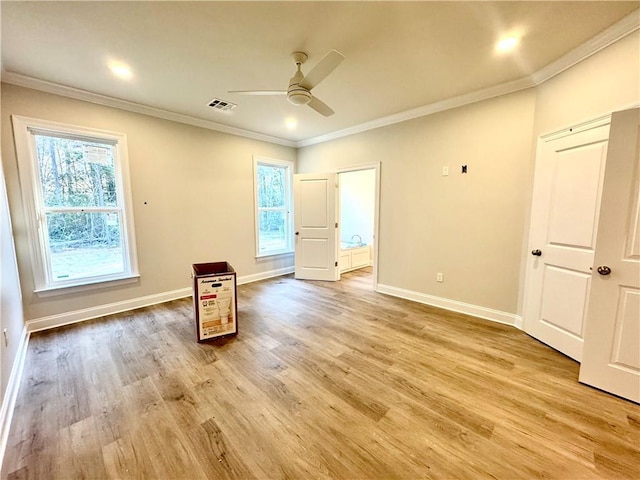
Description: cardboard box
xmin=192 ymin=262 xmax=238 ymax=342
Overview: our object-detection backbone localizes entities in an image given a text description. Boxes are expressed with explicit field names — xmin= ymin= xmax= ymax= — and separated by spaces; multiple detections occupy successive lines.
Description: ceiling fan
xmin=228 ymin=50 xmax=345 ymax=117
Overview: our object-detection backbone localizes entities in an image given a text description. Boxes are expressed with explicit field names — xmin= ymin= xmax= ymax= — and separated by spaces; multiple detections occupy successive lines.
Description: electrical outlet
xmin=442 ymin=166 xmax=449 ymax=176
xmin=436 ymin=272 xmax=444 ymax=282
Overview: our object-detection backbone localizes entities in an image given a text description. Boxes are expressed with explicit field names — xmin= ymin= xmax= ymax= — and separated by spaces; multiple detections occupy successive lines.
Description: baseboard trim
xmin=513 ymin=315 xmax=523 ymax=330
xmin=237 ymin=266 xmax=294 ymax=285
xmin=26 ymin=287 xmax=193 ymax=333
xmin=27 ymin=271 xmax=515 ymax=333
xmin=26 ymin=266 xmax=296 ymax=333
xmin=0 ymin=324 xmax=30 ymax=473
xmin=376 ymin=283 xmax=520 ymax=327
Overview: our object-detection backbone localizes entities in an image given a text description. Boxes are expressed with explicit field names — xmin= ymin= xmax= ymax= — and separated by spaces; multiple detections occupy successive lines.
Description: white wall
xmin=0 ymin=149 xmax=24 ymax=400
xmin=1 ymin=84 xmax=296 ymax=323
xmin=340 ymin=169 xmax=375 ymax=245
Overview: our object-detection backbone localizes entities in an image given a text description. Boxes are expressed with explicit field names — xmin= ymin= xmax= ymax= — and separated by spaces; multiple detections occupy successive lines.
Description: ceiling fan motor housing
xmin=287 ymin=65 xmax=312 ymax=105
xmin=287 ymin=87 xmax=312 ymax=105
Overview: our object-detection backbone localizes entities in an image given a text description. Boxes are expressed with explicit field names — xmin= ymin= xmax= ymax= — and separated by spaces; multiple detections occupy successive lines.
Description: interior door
xmin=579 ymin=108 xmax=640 ymax=402
xmin=294 ymin=173 xmax=339 ymax=281
xmin=523 ymin=121 xmax=610 ymax=361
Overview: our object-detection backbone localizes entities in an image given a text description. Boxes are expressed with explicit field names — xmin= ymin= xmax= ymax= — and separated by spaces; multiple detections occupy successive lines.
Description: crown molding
xmin=299 ymin=9 xmax=639 ymax=148
xmin=2 ymin=9 xmax=637 ymax=150
xmin=531 ymin=9 xmax=640 ymax=85
xmin=296 ymin=76 xmax=535 ymax=148
xmin=0 ymin=72 xmax=297 ymax=148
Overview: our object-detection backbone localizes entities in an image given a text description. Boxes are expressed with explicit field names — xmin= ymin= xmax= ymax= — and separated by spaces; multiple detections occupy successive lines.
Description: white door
xmin=579 ymin=108 xmax=640 ymax=402
xmin=294 ymin=173 xmax=339 ymax=281
xmin=523 ymin=120 xmax=610 ymax=361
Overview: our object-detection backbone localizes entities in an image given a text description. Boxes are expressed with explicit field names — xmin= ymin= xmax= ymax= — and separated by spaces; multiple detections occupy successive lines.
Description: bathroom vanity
xmin=339 ymin=244 xmax=371 ymax=273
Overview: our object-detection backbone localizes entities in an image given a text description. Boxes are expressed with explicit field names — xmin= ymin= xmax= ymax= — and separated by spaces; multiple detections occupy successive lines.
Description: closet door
xmin=579 ymin=108 xmax=640 ymax=403
xmin=523 ymin=120 xmax=610 ymax=361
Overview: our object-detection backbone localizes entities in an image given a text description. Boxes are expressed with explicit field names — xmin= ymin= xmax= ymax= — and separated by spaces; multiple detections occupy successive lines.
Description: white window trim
xmin=253 ymin=156 xmax=294 ymax=258
xmin=11 ymin=115 xmax=139 ymax=295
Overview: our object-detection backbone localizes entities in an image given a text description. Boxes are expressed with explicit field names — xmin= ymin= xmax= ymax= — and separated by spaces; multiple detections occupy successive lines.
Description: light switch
xmin=442 ymin=166 xmax=449 ymax=176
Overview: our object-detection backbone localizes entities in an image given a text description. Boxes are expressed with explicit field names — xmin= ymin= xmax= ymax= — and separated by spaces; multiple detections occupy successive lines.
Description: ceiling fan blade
xmin=300 ymin=49 xmax=345 ymax=90
xmin=228 ymin=90 xmax=287 ymax=95
xmin=308 ymin=96 xmax=335 ymax=117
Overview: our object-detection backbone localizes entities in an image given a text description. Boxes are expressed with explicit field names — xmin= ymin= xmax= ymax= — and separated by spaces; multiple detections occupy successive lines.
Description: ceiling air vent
xmin=208 ymin=98 xmax=237 ymax=112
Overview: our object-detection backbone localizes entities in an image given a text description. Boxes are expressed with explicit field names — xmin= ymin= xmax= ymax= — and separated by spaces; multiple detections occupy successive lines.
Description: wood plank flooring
xmin=3 ymin=268 xmax=639 ymax=479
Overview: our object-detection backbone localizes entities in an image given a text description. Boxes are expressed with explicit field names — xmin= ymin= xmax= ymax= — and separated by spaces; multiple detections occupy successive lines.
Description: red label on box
xmin=200 ymin=294 xmax=218 ymax=300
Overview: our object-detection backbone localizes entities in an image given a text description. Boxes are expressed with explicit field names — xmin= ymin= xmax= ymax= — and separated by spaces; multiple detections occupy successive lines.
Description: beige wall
xmin=299 ymin=90 xmax=537 ymax=314
xmin=1 ymin=84 xmax=296 ymax=321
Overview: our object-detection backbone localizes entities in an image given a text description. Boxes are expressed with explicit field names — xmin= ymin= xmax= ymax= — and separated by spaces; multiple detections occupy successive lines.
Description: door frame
xmin=336 ymin=162 xmax=381 ymax=288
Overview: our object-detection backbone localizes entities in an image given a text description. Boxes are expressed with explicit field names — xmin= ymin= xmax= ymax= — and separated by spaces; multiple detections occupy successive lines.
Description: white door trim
xmin=540 ymin=114 xmax=612 ymax=142
xmin=538 ymin=99 xmax=640 ymax=142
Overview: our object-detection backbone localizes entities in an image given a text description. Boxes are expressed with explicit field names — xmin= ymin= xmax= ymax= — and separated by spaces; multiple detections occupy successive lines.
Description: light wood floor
xmin=3 ymin=268 xmax=639 ymax=479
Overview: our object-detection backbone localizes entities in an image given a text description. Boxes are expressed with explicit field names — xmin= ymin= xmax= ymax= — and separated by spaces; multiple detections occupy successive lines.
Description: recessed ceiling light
xmin=285 ymin=118 xmax=298 ymax=129
xmin=108 ymin=62 xmax=133 ymax=79
xmin=495 ymin=35 xmax=520 ymax=53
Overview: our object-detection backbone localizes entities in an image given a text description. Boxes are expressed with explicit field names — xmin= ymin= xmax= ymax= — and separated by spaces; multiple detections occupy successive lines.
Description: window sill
xmin=255 ymin=250 xmax=294 ymax=260
xmin=34 ymin=274 xmax=140 ymax=298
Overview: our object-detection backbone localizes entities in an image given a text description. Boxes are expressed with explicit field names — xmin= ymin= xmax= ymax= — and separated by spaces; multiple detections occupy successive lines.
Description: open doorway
xmin=338 ymin=164 xmax=379 ymax=288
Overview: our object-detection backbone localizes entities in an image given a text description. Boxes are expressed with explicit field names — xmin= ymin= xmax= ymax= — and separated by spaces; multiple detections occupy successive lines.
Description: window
xmin=253 ymin=157 xmax=294 ymax=257
xmin=12 ymin=116 xmax=138 ymax=293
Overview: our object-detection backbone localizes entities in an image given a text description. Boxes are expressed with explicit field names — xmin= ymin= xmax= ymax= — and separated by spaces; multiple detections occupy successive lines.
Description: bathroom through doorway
xmin=337 ymin=164 xmax=379 ymax=288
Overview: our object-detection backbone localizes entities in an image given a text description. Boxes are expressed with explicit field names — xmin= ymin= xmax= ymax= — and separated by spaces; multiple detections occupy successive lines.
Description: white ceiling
xmin=2 ymin=1 xmax=639 ymax=146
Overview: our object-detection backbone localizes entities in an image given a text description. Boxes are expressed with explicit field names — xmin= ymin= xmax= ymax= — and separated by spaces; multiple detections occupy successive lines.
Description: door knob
xmin=596 ymin=266 xmax=612 ymax=275
xmin=531 ymin=249 xmax=542 ymax=256
xmin=295 ymin=231 xmax=299 ymax=235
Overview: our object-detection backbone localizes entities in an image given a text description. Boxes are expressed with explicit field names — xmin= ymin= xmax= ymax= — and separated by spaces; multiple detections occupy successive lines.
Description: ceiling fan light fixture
xmin=287 ymin=89 xmax=312 ymax=106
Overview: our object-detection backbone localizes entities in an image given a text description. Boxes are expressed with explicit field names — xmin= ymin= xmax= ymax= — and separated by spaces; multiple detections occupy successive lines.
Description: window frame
xmin=253 ymin=156 xmax=294 ymax=258
xmin=11 ymin=115 xmax=139 ymax=295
